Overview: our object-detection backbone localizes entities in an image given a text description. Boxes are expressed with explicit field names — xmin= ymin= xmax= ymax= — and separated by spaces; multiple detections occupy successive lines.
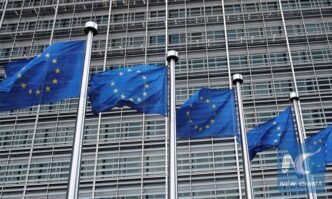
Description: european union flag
xmin=0 ymin=40 xmax=85 ymax=111
xmin=277 ymin=126 xmax=329 ymax=194
xmin=176 ymin=88 xmax=238 ymax=139
xmin=247 ymin=106 xmax=299 ymax=160
xmin=304 ymin=125 xmax=332 ymax=173
xmin=88 ymin=65 xmax=167 ymax=115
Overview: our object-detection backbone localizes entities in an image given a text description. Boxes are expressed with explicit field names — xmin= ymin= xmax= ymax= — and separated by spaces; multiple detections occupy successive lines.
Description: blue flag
xmin=88 ymin=65 xmax=167 ymax=115
xmin=277 ymin=125 xmax=330 ymax=194
xmin=4 ymin=58 xmax=33 ymax=77
xmin=247 ymin=106 xmax=299 ymax=160
xmin=176 ymin=88 xmax=238 ymax=139
xmin=304 ymin=125 xmax=332 ymax=173
xmin=0 ymin=40 xmax=85 ymax=111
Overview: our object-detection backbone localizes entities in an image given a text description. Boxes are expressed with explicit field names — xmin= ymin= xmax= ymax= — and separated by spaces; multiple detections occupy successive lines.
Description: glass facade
xmin=0 ymin=0 xmax=332 ymax=198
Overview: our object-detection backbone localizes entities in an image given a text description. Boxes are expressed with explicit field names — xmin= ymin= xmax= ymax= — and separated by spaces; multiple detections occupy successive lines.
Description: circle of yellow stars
xmin=18 ymin=52 xmax=60 ymax=96
xmin=186 ymin=95 xmax=218 ymax=132
xmin=272 ymin=121 xmax=282 ymax=144
xmin=109 ymin=68 xmax=150 ymax=104
xmin=307 ymin=138 xmax=325 ymax=169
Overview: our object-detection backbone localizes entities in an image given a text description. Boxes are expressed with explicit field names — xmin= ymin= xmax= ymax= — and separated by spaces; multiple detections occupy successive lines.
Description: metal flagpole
xmin=289 ymin=92 xmax=317 ymax=199
xmin=167 ymin=50 xmax=179 ymax=199
xmin=232 ymin=74 xmax=254 ymax=199
xmin=164 ymin=1 xmax=169 ymax=198
xmin=67 ymin=21 xmax=98 ymax=199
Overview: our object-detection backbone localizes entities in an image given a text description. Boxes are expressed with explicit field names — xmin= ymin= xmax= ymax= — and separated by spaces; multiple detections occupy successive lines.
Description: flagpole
xmin=167 ymin=50 xmax=179 ymax=199
xmin=232 ymin=74 xmax=254 ymax=199
xmin=67 ymin=21 xmax=98 ymax=199
xmin=289 ymin=92 xmax=317 ymax=199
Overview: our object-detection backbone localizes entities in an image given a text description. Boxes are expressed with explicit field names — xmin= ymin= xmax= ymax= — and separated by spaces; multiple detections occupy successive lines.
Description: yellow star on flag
xmin=52 ymin=58 xmax=57 ymax=64
xmin=45 ymin=53 xmax=50 ymax=58
xmin=45 ymin=86 xmax=51 ymax=92
xmin=21 ymin=82 xmax=27 ymax=88
xmin=17 ymin=74 xmax=22 ymax=79
xmin=28 ymin=89 xmax=33 ymax=94
xmin=36 ymin=89 xmax=41 ymax=95
xmin=55 ymin=68 xmax=61 ymax=74
xmin=52 ymin=78 xmax=58 ymax=84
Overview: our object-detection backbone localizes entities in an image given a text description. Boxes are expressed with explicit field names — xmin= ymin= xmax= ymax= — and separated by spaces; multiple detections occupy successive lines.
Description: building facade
xmin=0 ymin=0 xmax=332 ymax=198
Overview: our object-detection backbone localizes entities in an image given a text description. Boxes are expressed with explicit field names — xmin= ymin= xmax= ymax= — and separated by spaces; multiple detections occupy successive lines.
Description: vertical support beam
xmin=67 ymin=21 xmax=98 ymax=199
xmin=0 ymin=0 xmax=8 ymax=30
xmin=278 ymin=0 xmax=308 ymax=144
xmin=278 ymin=0 xmax=298 ymax=94
xmin=221 ymin=0 xmax=232 ymax=87
xmin=290 ymin=92 xmax=317 ymax=199
xmin=167 ymin=50 xmax=179 ymax=199
xmin=232 ymin=74 xmax=254 ymax=199
xmin=49 ymin=0 xmax=60 ymax=44
xmin=222 ymin=1 xmax=243 ymax=197
xmin=91 ymin=1 xmax=113 ymax=198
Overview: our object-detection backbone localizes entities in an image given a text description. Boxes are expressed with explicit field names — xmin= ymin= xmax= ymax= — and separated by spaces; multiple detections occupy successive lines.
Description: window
xmin=127 ymin=37 xmax=144 ymax=48
xmin=188 ymin=8 xmax=201 ymax=17
xmin=149 ymin=35 xmax=165 ymax=46
xmin=270 ymin=52 xmax=287 ymax=65
xmin=169 ymin=9 xmax=185 ymax=18
xmin=306 ymin=24 xmax=319 ymax=33
xmin=111 ymin=38 xmax=122 ymax=48
xmin=245 ymin=3 xmax=258 ymax=12
xmin=224 ymin=5 xmax=241 ymax=14
xmin=150 ymin=10 xmax=165 ymax=19
xmin=169 ymin=34 xmax=186 ymax=45
xmin=132 ymin=12 xmax=145 ymax=21
xmin=251 ymin=54 xmax=265 ymax=65
xmin=207 ymin=31 xmax=224 ymax=41
xmin=189 ymin=32 xmax=203 ymax=43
